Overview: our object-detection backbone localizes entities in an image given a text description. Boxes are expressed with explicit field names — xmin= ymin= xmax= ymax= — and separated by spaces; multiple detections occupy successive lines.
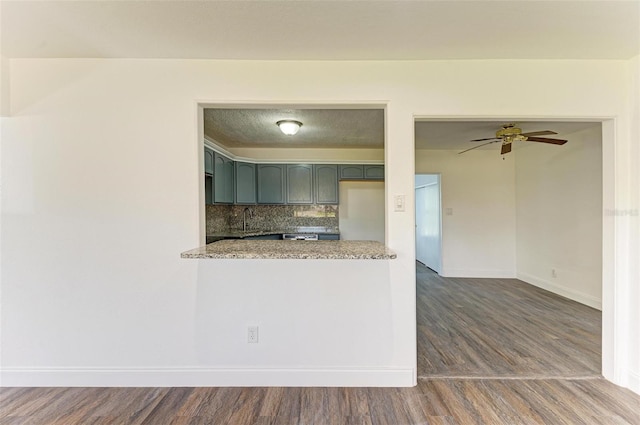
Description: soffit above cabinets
xmin=204 ymin=108 xmax=385 ymax=149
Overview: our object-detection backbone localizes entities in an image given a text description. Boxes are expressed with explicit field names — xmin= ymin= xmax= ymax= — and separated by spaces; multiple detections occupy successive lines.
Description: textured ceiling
xmin=205 ymin=108 xmax=600 ymax=151
xmin=2 ymin=1 xmax=638 ymax=60
xmin=204 ymin=109 xmax=385 ymax=149
xmin=414 ymin=121 xmax=601 ymax=151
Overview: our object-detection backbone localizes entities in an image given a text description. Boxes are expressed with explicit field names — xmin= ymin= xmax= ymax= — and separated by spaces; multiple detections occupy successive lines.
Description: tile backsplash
xmin=206 ymin=204 xmax=339 ymax=234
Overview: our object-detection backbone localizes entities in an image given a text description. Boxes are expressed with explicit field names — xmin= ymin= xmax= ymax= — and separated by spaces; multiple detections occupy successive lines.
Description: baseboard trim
xmin=517 ymin=272 xmax=602 ymax=310
xmin=0 ymin=367 xmax=415 ymax=387
xmin=440 ymin=269 xmax=516 ymax=279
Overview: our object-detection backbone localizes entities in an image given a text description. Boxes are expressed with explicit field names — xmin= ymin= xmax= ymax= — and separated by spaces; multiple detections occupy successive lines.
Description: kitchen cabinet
xmin=318 ymin=234 xmax=340 ymax=240
xmin=364 ymin=165 xmax=384 ymax=180
xmin=339 ymin=165 xmax=364 ymax=180
xmin=286 ymin=164 xmax=314 ymax=204
xmin=235 ymin=162 xmax=257 ymax=204
xmin=257 ymin=164 xmax=286 ymax=204
xmin=339 ymin=164 xmax=384 ymax=181
xmin=204 ymin=147 xmax=214 ymax=175
xmin=205 ymin=175 xmax=214 ymax=205
xmin=314 ymin=164 xmax=339 ymax=204
xmin=204 ymin=147 xmax=215 ymax=205
xmin=214 ymin=152 xmax=234 ymax=204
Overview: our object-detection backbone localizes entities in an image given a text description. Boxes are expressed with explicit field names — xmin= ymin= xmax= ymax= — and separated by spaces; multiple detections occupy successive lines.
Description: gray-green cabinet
xmin=286 ymin=164 xmax=314 ymax=204
xmin=257 ymin=164 xmax=286 ymax=204
xmin=204 ymin=147 xmax=214 ymax=205
xmin=314 ymin=164 xmax=339 ymax=204
xmin=339 ymin=165 xmax=364 ymax=180
xmin=204 ymin=148 xmax=214 ymax=175
xmin=235 ymin=162 xmax=257 ymax=204
xmin=364 ymin=165 xmax=384 ymax=180
xmin=214 ymin=152 xmax=234 ymax=204
xmin=339 ymin=164 xmax=384 ymax=181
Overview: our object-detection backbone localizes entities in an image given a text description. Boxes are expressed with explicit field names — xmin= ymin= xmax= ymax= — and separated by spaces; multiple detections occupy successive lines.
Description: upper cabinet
xmin=257 ymin=164 xmax=286 ymax=204
xmin=314 ymin=164 xmax=339 ymax=204
xmin=205 ymin=147 xmax=380 ymax=205
xmin=235 ymin=162 xmax=257 ymax=204
xmin=339 ymin=164 xmax=384 ymax=181
xmin=204 ymin=148 xmax=214 ymax=175
xmin=364 ymin=165 xmax=384 ymax=180
xmin=339 ymin=165 xmax=364 ymax=180
xmin=286 ymin=164 xmax=314 ymax=204
xmin=214 ymin=152 xmax=234 ymax=204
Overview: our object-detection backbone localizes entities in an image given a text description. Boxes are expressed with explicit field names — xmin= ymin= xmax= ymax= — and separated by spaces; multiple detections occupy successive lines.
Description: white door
xmin=415 ymin=178 xmax=441 ymax=273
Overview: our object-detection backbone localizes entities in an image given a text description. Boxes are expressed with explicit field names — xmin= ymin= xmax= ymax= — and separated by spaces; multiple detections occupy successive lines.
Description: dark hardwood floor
xmin=2 ymin=264 xmax=638 ymax=424
xmin=416 ymin=263 xmax=601 ymax=378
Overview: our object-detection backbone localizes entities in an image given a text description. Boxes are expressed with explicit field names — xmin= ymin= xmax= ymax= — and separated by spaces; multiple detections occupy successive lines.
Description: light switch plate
xmin=394 ymin=195 xmax=405 ymax=212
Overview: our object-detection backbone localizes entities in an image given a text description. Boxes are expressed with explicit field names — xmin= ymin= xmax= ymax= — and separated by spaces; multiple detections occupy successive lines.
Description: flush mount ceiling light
xmin=277 ymin=120 xmax=303 ymax=136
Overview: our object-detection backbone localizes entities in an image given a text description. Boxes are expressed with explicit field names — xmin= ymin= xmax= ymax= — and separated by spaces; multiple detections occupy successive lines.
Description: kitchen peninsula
xmin=181 ymin=239 xmax=396 ymax=259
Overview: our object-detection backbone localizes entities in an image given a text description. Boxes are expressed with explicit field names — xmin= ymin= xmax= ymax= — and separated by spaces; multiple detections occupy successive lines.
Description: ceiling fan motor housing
xmin=497 ymin=124 xmax=527 ymax=143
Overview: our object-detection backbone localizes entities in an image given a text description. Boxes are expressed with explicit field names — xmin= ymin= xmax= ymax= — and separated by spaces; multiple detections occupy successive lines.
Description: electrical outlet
xmin=248 ymin=326 xmax=259 ymax=343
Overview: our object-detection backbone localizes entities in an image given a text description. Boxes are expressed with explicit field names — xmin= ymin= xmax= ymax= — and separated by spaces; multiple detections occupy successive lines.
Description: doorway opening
xmin=413 ymin=118 xmax=605 ymax=380
xmin=415 ymin=174 xmax=442 ymax=274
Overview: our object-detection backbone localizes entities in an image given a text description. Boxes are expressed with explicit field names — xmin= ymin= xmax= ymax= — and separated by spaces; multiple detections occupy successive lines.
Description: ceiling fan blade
xmin=470 ymin=137 xmax=500 ymax=142
xmin=525 ymin=136 xmax=568 ymax=145
xmin=521 ymin=130 xmax=557 ymax=137
xmin=458 ymin=140 xmax=500 ymax=154
xmin=501 ymin=143 xmax=512 ymax=155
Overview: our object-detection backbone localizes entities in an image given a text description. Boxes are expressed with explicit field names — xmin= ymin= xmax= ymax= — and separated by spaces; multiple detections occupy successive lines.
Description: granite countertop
xmin=208 ymin=226 xmax=340 ymax=239
xmin=181 ymin=240 xmax=396 ymax=260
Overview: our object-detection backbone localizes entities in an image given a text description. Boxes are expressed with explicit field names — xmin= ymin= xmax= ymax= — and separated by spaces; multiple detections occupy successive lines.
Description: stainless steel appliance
xmin=282 ymin=234 xmax=319 ymax=241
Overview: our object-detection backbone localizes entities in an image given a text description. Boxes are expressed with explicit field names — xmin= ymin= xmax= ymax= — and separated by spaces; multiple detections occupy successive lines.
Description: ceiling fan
xmin=459 ymin=123 xmax=568 ymax=155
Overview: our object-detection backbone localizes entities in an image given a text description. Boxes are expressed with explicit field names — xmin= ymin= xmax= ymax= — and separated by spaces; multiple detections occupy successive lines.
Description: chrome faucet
xmin=242 ymin=207 xmax=254 ymax=232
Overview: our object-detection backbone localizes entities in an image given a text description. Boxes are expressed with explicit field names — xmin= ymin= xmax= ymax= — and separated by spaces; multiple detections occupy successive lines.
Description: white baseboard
xmin=440 ymin=269 xmax=516 ymax=279
xmin=0 ymin=367 xmax=415 ymax=387
xmin=629 ymin=370 xmax=640 ymax=396
xmin=517 ymin=272 xmax=602 ymax=310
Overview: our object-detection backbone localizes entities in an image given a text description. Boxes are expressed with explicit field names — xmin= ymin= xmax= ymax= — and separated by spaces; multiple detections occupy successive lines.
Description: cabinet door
xmin=235 ymin=162 xmax=257 ymax=204
xmin=257 ymin=164 xmax=286 ymax=204
xmin=314 ymin=164 xmax=339 ymax=204
xmin=205 ymin=175 xmax=213 ymax=205
xmin=339 ymin=165 xmax=364 ymax=180
xmin=364 ymin=165 xmax=384 ymax=180
xmin=286 ymin=164 xmax=314 ymax=204
xmin=204 ymin=148 xmax=214 ymax=175
xmin=214 ymin=153 xmax=234 ymax=203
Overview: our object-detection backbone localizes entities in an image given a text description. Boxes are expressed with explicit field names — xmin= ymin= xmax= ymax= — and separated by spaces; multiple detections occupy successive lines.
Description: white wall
xmin=339 ymin=181 xmax=385 ymax=242
xmin=1 ymin=58 xmax=637 ymax=390
xmin=515 ymin=126 xmax=603 ymax=309
xmin=629 ymin=55 xmax=640 ymax=394
xmin=415 ymin=149 xmax=516 ymax=278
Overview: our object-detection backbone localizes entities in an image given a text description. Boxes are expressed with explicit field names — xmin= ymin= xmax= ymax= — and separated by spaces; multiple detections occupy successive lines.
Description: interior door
xmin=415 ymin=181 xmax=441 ymax=273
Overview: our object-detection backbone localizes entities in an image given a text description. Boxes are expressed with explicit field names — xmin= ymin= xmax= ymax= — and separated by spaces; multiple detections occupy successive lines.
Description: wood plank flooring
xmin=416 ymin=264 xmax=601 ymax=378
xmin=2 ymin=264 xmax=638 ymax=424
xmin=1 ymin=380 xmax=639 ymax=424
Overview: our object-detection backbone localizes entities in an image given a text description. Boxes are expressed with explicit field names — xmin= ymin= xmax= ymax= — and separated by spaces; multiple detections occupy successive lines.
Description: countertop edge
xmin=181 ymin=240 xmax=396 ymax=260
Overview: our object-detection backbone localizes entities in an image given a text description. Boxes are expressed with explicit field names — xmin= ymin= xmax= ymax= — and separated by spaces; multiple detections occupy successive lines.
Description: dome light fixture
xmin=277 ymin=120 xmax=303 ymax=136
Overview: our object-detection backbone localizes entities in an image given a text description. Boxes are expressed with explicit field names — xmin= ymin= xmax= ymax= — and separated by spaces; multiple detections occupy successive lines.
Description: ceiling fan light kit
xmin=459 ymin=123 xmax=568 ymax=155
